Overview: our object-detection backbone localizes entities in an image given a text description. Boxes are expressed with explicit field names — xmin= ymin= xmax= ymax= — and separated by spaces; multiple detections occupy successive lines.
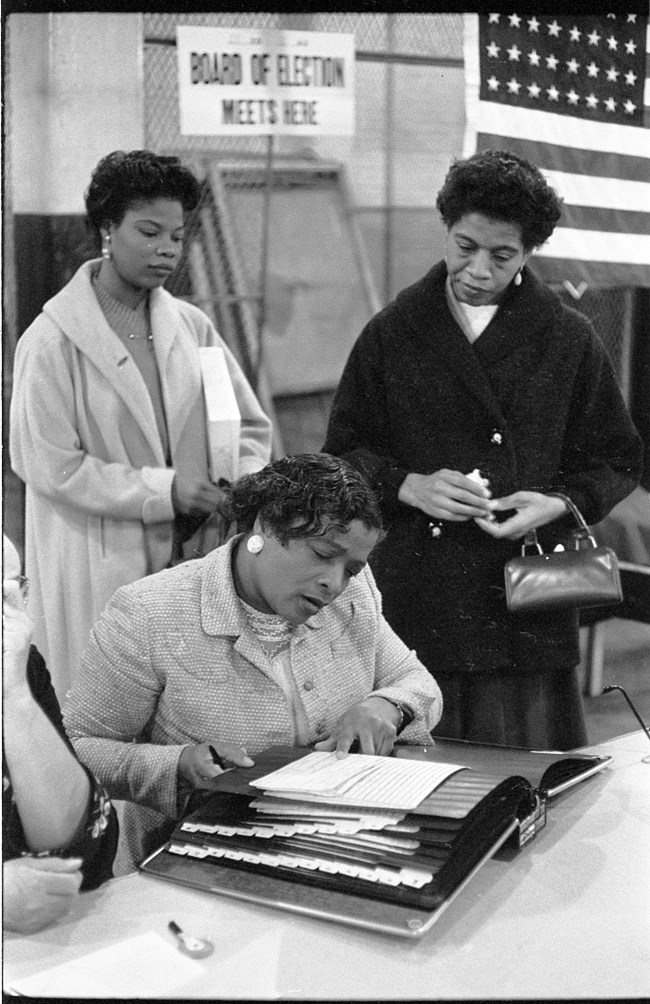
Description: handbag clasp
xmin=572 ymin=528 xmax=598 ymax=550
xmin=521 ymin=530 xmax=543 ymax=556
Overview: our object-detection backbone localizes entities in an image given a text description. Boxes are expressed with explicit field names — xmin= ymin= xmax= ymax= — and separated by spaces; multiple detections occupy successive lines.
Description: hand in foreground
xmin=398 ymin=469 xmax=495 ymax=521
xmin=474 ymin=491 xmax=568 ymax=541
xmin=3 ymin=856 xmax=83 ymax=934
xmin=178 ymin=742 xmax=255 ymax=789
xmin=172 ymin=475 xmax=226 ymax=517
xmin=314 ymin=697 xmax=403 ymax=758
xmin=2 ymin=580 xmax=33 ymax=697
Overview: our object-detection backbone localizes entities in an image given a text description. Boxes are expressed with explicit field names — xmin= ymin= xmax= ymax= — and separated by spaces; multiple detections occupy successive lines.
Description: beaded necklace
xmin=240 ymin=599 xmax=293 ymax=661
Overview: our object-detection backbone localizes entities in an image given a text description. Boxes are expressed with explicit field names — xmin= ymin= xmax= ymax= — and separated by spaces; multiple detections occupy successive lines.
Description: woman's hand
xmin=313 ymin=697 xmax=403 ymax=757
xmin=475 ymin=491 xmax=568 ymax=540
xmin=398 ymin=470 xmax=494 ymax=521
xmin=2 ymin=581 xmax=33 ymax=699
xmin=172 ymin=475 xmax=226 ymax=517
xmin=3 ymin=856 xmax=83 ymax=934
xmin=177 ymin=742 xmax=255 ymax=789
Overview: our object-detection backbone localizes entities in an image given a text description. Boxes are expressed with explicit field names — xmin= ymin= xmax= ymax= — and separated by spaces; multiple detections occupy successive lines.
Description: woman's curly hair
xmin=224 ymin=453 xmax=384 ymax=543
xmin=436 ymin=149 xmax=563 ymax=250
xmin=85 ymin=150 xmax=200 ymax=234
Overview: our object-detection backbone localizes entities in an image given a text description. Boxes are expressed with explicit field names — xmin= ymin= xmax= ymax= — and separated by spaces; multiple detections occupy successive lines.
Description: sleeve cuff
xmin=237 ymin=455 xmax=267 ymax=478
xmin=141 ymin=467 xmax=176 ymax=524
xmin=374 ymin=465 xmax=411 ymax=514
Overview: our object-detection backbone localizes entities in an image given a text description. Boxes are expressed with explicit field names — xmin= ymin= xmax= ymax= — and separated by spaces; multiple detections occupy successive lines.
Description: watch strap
xmin=380 ymin=697 xmax=414 ymax=734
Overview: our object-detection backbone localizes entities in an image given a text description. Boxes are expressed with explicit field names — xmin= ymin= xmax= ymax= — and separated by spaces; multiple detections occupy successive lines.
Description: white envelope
xmin=199 ymin=346 xmax=241 ymax=483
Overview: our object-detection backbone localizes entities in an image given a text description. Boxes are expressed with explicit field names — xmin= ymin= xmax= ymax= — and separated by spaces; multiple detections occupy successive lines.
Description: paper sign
xmin=177 ymin=26 xmax=355 ymax=136
xmin=199 ymin=346 xmax=240 ymax=483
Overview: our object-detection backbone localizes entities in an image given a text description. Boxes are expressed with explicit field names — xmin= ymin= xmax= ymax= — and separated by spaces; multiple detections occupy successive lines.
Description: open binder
xmin=140 ymin=741 xmax=610 ymax=938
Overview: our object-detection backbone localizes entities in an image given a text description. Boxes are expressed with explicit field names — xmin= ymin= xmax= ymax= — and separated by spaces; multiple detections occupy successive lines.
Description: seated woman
xmin=3 ymin=536 xmax=117 ymax=934
xmin=64 ymin=454 xmax=442 ymax=870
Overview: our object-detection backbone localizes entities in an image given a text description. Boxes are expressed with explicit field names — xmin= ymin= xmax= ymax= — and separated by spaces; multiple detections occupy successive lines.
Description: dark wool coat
xmin=324 ymin=262 xmax=642 ymax=679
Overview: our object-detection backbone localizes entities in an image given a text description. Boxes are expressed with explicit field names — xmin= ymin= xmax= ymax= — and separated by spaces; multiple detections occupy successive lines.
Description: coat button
xmin=303 ymin=680 xmax=314 ymax=691
xmin=490 ymin=430 xmax=503 ymax=445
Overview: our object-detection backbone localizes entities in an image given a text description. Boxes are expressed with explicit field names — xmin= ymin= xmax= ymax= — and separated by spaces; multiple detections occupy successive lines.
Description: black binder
xmin=140 ymin=741 xmax=610 ymax=938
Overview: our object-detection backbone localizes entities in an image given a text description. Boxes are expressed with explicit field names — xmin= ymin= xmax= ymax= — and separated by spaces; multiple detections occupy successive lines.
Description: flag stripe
xmin=539 ymin=227 xmax=650 ymax=264
xmin=475 ymin=132 xmax=650 ymax=182
xmin=531 ymin=258 xmax=650 ymax=287
xmin=552 ymin=203 xmax=650 ymax=235
xmin=475 ymin=102 xmax=650 ymax=158
xmin=540 ymin=170 xmax=649 ymax=211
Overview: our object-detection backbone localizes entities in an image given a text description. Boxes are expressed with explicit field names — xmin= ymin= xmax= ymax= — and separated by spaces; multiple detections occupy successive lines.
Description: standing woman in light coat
xmin=10 ymin=150 xmax=273 ymax=700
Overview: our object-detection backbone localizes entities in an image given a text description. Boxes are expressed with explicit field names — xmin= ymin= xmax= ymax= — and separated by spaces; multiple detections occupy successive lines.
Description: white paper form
xmin=8 ymin=928 xmax=285 ymax=1000
xmin=251 ymin=751 xmax=466 ymax=810
xmin=7 ymin=932 xmax=201 ymax=998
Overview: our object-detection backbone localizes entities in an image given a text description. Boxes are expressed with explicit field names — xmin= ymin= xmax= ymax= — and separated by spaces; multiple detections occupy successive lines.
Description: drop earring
xmin=514 ymin=270 xmax=522 ymax=287
xmin=247 ymin=534 xmax=264 ymax=555
xmin=102 ymin=235 xmax=112 ymax=261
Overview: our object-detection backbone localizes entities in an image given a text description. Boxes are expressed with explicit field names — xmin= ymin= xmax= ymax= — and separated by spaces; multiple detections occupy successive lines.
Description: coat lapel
xmin=472 ymin=268 xmax=556 ymax=368
xmin=400 ymin=264 xmax=507 ymax=428
xmin=43 ymin=261 xmax=165 ymax=462
xmin=398 ymin=263 xmax=555 ymax=430
xmin=149 ymin=289 xmax=203 ymax=459
xmin=199 ymin=540 xmax=272 ymax=676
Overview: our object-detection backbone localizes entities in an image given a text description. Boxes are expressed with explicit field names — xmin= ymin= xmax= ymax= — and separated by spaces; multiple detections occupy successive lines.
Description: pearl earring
xmin=102 ymin=235 xmax=112 ymax=261
xmin=247 ymin=534 xmax=264 ymax=555
xmin=514 ymin=270 xmax=522 ymax=287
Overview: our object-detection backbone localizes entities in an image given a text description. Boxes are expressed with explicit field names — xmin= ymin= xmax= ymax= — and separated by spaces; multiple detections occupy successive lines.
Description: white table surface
xmin=3 ymin=732 xmax=650 ymax=1000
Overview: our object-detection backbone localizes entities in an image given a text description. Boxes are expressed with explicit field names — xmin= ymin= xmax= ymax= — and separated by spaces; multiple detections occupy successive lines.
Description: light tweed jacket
xmin=64 ymin=536 xmax=442 ymax=867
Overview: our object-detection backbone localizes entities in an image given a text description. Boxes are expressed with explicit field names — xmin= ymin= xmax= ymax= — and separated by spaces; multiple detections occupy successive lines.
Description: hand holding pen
xmin=177 ymin=741 xmax=255 ymax=789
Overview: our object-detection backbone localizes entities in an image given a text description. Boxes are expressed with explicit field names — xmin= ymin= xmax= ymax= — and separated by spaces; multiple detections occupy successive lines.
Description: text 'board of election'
xmin=177 ymin=26 xmax=355 ymax=136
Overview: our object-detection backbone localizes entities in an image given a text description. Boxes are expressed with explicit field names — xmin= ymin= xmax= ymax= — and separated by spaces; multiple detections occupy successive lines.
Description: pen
xmin=168 ymin=920 xmax=214 ymax=959
xmin=209 ymin=744 xmax=225 ymax=769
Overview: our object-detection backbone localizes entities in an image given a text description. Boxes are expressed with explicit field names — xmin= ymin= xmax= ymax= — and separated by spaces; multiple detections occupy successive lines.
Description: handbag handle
xmin=546 ymin=492 xmax=598 ymax=547
xmin=519 ymin=493 xmax=597 ymax=556
xmin=545 ymin=492 xmax=592 ymax=533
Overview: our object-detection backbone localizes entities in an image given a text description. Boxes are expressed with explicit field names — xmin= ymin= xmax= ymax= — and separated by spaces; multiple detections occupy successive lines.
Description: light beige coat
xmin=10 ymin=261 xmax=272 ymax=700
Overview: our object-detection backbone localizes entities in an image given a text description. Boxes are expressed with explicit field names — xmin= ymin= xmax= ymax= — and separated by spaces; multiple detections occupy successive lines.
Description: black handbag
xmin=504 ymin=494 xmax=623 ymax=613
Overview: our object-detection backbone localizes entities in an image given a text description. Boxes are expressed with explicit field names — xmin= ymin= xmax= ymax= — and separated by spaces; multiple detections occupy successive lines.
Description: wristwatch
xmin=381 ymin=697 xmax=414 ymax=734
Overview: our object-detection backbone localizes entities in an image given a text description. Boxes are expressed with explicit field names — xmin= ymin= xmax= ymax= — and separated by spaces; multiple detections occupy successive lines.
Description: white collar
xmin=445 ymin=276 xmax=499 ymax=343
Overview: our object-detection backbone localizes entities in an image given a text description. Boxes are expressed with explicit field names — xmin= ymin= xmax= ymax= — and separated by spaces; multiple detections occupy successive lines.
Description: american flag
xmin=463 ymin=12 xmax=650 ymax=287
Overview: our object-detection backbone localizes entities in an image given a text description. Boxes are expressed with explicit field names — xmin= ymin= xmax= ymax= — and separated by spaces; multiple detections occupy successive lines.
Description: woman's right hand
xmin=172 ymin=475 xmax=225 ymax=517
xmin=397 ymin=469 xmax=495 ymax=521
xmin=178 ymin=742 xmax=255 ymax=789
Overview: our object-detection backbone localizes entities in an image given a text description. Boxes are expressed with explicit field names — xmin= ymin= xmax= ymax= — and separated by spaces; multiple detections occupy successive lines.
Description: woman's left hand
xmin=313 ymin=697 xmax=401 ymax=757
xmin=474 ymin=491 xmax=568 ymax=540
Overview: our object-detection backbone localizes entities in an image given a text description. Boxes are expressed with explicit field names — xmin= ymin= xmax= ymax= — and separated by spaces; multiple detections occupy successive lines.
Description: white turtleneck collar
xmin=445 ymin=275 xmax=499 ymax=344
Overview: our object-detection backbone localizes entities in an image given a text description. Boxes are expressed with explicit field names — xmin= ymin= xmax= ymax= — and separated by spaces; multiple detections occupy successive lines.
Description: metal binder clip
xmin=517 ymin=794 xmax=547 ymax=847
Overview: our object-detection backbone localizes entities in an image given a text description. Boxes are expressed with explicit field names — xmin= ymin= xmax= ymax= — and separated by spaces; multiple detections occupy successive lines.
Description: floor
xmin=3 ymin=464 xmax=649 ymax=749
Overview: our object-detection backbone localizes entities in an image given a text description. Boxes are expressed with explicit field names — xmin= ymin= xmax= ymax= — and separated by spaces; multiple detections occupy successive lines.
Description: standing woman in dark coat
xmin=324 ymin=150 xmax=642 ymax=750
